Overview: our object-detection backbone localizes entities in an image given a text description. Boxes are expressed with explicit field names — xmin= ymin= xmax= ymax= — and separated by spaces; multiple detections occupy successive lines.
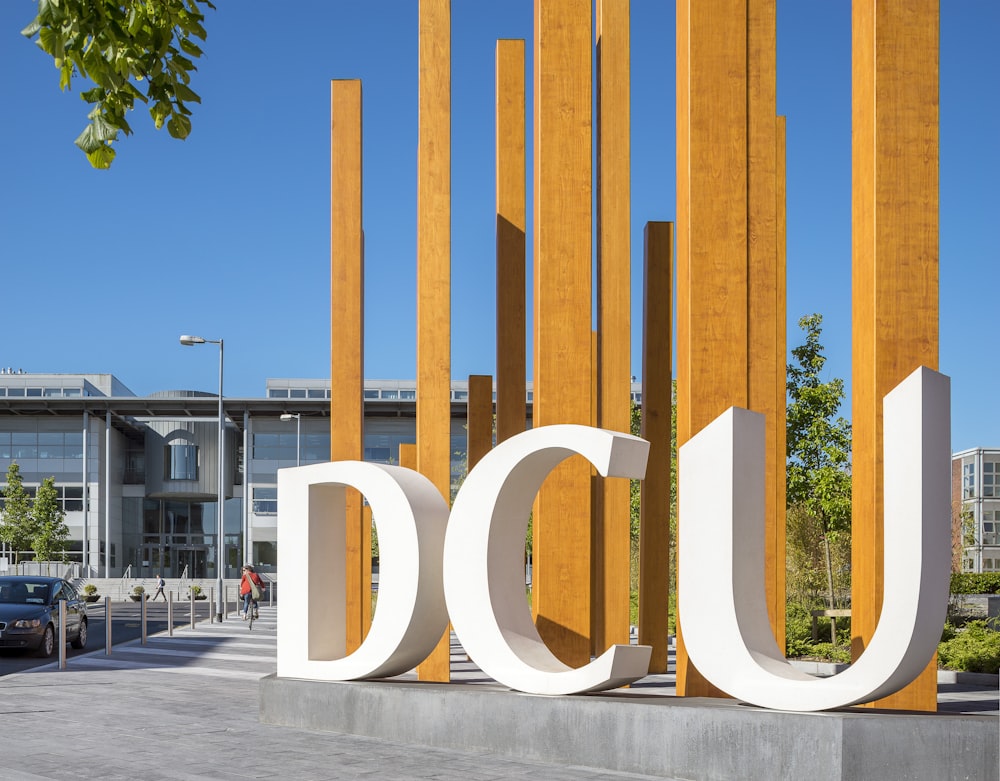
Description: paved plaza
xmin=0 ymin=606 xmax=995 ymax=780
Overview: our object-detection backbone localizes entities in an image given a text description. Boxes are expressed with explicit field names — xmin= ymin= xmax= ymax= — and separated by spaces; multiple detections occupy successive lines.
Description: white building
xmin=952 ymin=447 xmax=1000 ymax=572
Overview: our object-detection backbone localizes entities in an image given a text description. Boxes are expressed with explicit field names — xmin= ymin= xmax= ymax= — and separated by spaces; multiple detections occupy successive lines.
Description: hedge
xmin=950 ymin=572 xmax=1000 ymax=595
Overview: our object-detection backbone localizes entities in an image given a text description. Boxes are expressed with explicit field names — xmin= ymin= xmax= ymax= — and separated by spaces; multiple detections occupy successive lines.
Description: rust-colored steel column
xmin=532 ymin=0 xmax=594 ymax=667
xmin=747 ymin=0 xmax=784 ymax=649
xmin=851 ymin=0 xmax=939 ymax=712
xmin=467 ymin=375 xmax=494 ymax=471
xmin=675 ymin=0 xmax=748 ymax=699
xmin=415 ymin=0 xmax=452 ymax=683
xmin=675 ymin=0 xmax=784 ymax=697
xmin=593 ymin=0 xmax=632 ymax=654
xmin=495 ymin=39 xmax=527 ymax=446
xmin=329 ymin=79 xmax=367 ymax=653
xmin=638 ymin=221 xmax=673 ymax=673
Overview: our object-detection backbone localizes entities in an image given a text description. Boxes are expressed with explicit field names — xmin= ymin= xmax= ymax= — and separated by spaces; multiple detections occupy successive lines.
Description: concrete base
xmin=260 ymin=675 xmax=998 ymax=781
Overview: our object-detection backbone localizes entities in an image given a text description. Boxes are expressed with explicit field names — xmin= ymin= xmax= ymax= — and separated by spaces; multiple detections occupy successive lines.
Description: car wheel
xmin=71 ymin=619 xmax=88 ymax=650
xmin=35 ymin=625 xmax=55 ymax=658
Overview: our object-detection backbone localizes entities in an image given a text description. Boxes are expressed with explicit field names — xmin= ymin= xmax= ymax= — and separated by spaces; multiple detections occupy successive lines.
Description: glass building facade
xmin=0 ymin=372 xmax=546 ymax=578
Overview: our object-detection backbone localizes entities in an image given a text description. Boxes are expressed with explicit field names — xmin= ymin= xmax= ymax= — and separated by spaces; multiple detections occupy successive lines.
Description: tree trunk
xmin=822 ymin=531 xmax=836 ymax=644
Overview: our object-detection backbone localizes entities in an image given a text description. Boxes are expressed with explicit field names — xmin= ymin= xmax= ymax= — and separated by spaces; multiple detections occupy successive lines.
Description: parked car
xmin=0 ymin=576 xmax=88 ymax=657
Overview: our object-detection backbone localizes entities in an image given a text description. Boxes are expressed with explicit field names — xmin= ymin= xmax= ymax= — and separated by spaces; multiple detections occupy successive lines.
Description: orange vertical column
xmin=495 ymin=39 xmax=527 ymax=446
xmin=774 ymin=113 xmax=787 ymax=651
xmin=398 ymin=443 xmax=416 ymax=472
xmin=532 ymin=0 xmax=593 ymax=667
xmin=593 ymin=0 xmax=632 ymax=653
xmin=746 ymin=0 xmax=784 ymax=647
xmin=329 ymin=79 xmax=367 ymax=652
xmin=415 ymin=0 xmax=452 ymax=683
xmin=467 ymin=375 xmax=494 ymax=471
xmin=638 ymin=221 xmax=673 ymax=673
xmin=851 ymin=0 xmax=939 ymax=711
xmin=675 ymin=0 xmax=748 ymax=697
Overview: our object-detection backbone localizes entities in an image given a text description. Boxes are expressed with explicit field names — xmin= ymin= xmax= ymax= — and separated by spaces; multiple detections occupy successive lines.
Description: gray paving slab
xmin=0 ymin=605 xmax=994 ymax=781
xmin=0 ymin=607 xmax=674 ymax=781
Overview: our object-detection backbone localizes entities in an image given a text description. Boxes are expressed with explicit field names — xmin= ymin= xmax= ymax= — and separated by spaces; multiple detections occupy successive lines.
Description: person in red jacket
xmin=239 ymin=564 xmax=265 ymax=619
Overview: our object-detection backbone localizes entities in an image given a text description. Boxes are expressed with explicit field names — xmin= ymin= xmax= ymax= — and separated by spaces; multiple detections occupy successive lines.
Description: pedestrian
xmin=239 ymin=564 xmax=265 ymax=619
xmin=152 ymin=573 xmax=167 ymax=601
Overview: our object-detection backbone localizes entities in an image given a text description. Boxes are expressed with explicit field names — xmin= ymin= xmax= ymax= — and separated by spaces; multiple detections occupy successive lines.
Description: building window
xmin=363 ymin=389 xmax=380 ymax=399
xmin=165 ymin=444 xmax=198 ymax=480
xmin=252 ymin=432 xmax=311 ymax=462
xmin=984 ymin=558 xmax=997 ymax=572
xmin=268 ymin=389 xmax=289 ymax=398
xmin=983 ymin=461 xmax=998 ymax=498
xmin=983 ymin=511 xmax=999 ymax=545
xmin=252 ymin=486 xmax=277 ymax=515
xmin=307 ymin=389 xmax=326 ymax=399
xmin=0 ymin=484 xmax=81 ymax=513
xmin=962 ymin=462 xmax=976 ymax=499
xmin=364 ymin=446 xmax=391 ymax=462
xmin=399 ymin=390 xmax=416 ymax=400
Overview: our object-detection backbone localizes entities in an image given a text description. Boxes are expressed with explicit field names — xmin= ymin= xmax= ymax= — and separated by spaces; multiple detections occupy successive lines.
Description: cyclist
xmin=239 ymin=564 xmax=265 ymax=620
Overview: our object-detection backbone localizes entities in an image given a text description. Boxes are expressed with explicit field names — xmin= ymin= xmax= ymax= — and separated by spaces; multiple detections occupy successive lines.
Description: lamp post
xmin=280 ymin=413 xmax=301 ymax=466
xmin=180 ymin=334 xmax=226 ymax=622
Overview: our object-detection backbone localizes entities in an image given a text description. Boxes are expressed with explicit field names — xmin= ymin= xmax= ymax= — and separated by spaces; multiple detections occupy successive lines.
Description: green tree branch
xmin=22 ymin=0 xmax=215 ymax=168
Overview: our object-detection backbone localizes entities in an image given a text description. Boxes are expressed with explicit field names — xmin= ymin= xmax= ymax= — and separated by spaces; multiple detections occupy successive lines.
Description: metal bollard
xmin=209 ymin=587 xmax=215 ymax=623
xmin=269 ymin=581 xmax=274 ymax=607
xmin=140 ymin=592 xmax=147 ymax=645
xmin=190 ymin=589 xmax=195 ymax=630
xmin=58 ymin=600 xmax=67 ymax=670
xmin=105 ymin=596 xmax=112 ymax=656
xmin=168 ymin=591 xmax=174 ymax=636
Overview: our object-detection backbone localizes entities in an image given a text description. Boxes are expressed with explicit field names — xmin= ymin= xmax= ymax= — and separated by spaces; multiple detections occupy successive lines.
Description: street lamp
xmin=280 ymin=413 xmax=301 ymax=466
xmin=180 ymin=334 xmax=226 ymax=622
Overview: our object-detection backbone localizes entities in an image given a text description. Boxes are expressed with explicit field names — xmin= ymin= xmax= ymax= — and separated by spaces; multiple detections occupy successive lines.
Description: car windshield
xmin=0 ymin=581 xmax=51 ymax=604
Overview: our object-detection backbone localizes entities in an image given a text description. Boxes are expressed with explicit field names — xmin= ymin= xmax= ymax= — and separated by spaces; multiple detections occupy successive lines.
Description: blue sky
xmin=0 ymin=2 xmax=996 ymax=452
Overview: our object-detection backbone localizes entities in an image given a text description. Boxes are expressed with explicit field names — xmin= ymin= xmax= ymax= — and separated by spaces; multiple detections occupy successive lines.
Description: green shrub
xmin=950 ymin=573 xmax=1000 ymax=594
xmin=937 ymin=620 xmax=1000 ymax=674
xmin=785 ymin=637 xmax=813 ymax=658
xmin=809 ymin=642 xmax=851 ymax=664
xmin=82 ymin=584 xmax=98 ymax=595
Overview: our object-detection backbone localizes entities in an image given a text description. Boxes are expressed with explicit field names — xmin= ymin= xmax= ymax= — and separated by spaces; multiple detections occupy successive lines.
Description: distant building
xmin=0 ymin=372 xmax=651 ymax=579
xmin=952 ymin=447 xmax=1000 ymax=573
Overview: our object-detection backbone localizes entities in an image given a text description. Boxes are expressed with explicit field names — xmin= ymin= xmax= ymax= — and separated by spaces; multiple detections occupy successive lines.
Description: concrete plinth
xmin=260 ymin=675 xmax=998 ymax=781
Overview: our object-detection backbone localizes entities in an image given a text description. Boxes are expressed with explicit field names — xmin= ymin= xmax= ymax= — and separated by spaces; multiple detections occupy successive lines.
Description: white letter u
xmin=678 ymin=366 xmax=951 ymax=711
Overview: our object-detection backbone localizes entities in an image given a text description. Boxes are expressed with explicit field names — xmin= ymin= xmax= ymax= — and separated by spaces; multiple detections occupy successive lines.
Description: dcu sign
xmin=276 ymin=366 xmax=950 ymax=712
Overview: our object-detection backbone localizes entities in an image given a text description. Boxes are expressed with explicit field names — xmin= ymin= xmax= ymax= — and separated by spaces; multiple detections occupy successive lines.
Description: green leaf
xmin=150 ymin=100 xmax=171 ymax=129
xmin=80 ymin=86 xmax=104 ymax=103
xmin=59 ymin=62 xmax=73 ymax=91
xmin=166 ymin=113 xmax=191 ymax=139
xmin=21 ymin=20 xmax=42 ymax=38
xmin=74 ymin=123 xmax=100 ymax=153
xmin=173 ymin=82 xmax=201 ymax=103
xmin=38 ymin=26 xmax=63 ymax=58
xmin=179 ymin=38 xmax=203 ymax=58
xmin=91 ymin=112 xmax=119 ymax=142
xmin=86 ymin=143 xmax=116 ymax=170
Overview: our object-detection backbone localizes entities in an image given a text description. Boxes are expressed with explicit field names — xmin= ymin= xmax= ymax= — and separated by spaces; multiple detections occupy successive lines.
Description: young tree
xmin=786 ymin=314 xmax=852 ymax=642
xmin=0 ymin=462 xmax=38 ymax=564
xmin=20 ymin=0 xmax=215 ymax=169
xmin=32 ymin=477 xmax=70 ymax=563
